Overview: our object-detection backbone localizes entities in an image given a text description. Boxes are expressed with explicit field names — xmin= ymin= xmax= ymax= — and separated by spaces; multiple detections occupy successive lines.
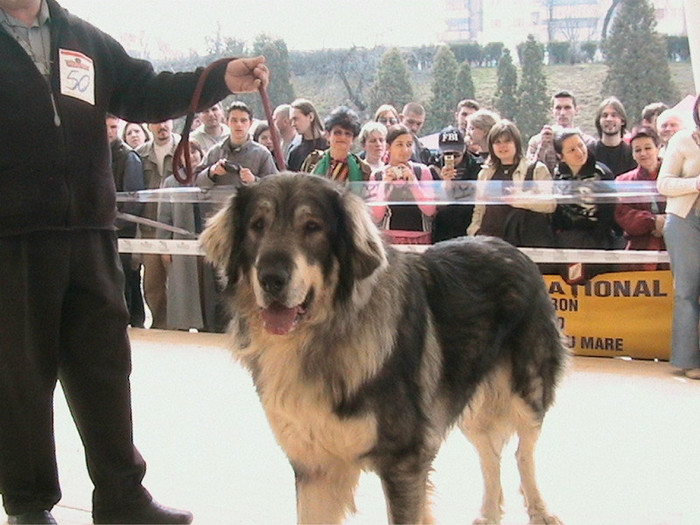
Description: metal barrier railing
xmin=116 ymin=180 xmax=669 ymax=264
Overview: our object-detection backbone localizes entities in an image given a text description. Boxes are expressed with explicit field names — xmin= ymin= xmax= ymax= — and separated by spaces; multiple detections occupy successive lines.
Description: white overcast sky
xmin=59 ymin=0 xmax=446 ymax=58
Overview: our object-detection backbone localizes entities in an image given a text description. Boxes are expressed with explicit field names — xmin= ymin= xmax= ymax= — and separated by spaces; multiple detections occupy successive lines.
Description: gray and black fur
xmin=201 ymin=173 xmax=567 ymax=525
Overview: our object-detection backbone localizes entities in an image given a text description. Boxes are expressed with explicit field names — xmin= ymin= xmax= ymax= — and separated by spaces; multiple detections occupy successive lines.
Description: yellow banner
xmin=544 ymin=271 xmax=674 ymax=360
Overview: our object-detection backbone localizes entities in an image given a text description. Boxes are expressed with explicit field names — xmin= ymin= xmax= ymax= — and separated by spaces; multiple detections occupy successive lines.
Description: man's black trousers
xmin=0 ymin=230 xmax=150 ymax=515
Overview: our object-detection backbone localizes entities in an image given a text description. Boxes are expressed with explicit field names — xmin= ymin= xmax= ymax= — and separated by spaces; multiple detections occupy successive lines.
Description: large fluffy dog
xmin=201 ymin=173 xmax=567 ymax=524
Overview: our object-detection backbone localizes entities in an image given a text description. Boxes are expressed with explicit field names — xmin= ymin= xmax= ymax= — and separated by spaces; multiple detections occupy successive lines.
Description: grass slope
xmin=291 ymin=62 xmax=695 ymax=137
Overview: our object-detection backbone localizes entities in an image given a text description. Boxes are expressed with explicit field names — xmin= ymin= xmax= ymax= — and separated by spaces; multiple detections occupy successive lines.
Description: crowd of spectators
xmin=6 ymin=1 xmax=699 ymax=519
xmin=109 ymin=90 xmax=696 ymax=335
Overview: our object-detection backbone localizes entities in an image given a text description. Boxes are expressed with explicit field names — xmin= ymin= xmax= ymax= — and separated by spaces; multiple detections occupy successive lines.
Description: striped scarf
xmin=328 ymin=158 xmax=350 ymax=181
xmin=313 ymin=152 xmax=365 ymax=182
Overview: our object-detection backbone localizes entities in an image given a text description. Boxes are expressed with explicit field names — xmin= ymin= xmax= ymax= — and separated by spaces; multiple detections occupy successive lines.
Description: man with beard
xmin=593 ymin=96 xmax=637 ymax=176
xmin=136 ymin=120 xmax=180 ymax=329
xmin=191 ymin=102 xmax=230 ymax=152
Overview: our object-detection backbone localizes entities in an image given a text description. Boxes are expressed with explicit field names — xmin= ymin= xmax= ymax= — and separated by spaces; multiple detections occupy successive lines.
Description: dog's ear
xmin=338 ymin=188 xmax=388 ymax=280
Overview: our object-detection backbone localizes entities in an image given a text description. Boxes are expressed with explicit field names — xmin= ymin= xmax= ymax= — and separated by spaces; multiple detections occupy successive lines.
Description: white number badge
xmin=59 ymin=48 xmax=95 ymax=105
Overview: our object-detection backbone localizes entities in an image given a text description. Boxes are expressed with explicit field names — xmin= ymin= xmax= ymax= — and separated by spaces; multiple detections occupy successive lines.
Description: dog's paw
xmin=529 ymin=513 xmax=563 ymax=525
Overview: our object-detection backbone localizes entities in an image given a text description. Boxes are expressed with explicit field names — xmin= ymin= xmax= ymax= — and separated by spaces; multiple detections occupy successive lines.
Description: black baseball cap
xmin=438 ymin=126 xmax=465 ymax=153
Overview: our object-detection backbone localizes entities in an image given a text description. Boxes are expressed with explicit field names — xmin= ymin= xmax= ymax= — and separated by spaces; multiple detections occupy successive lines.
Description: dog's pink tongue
xmin=261 ymin=303 xmax=298 ymax=335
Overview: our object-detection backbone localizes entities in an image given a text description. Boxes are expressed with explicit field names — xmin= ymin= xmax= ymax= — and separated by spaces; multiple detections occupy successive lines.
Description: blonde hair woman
xmin=656 ymin=94 xmax=700 ymax=379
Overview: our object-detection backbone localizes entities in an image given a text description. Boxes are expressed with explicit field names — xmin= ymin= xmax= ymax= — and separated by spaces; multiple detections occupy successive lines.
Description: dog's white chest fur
xmin=251 ymin=339 xmax=378 ymax=470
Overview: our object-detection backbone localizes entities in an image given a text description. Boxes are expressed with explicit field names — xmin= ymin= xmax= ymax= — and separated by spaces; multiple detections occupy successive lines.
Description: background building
xmin=441 ymin=0 xmax=687 ymax=54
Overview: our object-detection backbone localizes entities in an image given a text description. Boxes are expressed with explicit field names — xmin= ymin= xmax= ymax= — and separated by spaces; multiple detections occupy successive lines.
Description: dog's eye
xmin=303 ymin=220 xmax=323 ymax=235
xmin=250 ymin=218 xmax=265 ymax=232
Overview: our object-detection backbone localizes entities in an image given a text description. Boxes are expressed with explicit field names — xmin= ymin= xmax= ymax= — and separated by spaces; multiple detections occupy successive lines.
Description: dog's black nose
xmin=257 ymin=253 xmax=292 ymax=296
xmin=259 ymin=268 xmax=289 ymax=295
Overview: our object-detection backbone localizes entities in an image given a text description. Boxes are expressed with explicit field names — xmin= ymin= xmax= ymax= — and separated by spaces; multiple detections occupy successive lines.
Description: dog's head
xmin=200 ymin=173 xmax=387 ymax=335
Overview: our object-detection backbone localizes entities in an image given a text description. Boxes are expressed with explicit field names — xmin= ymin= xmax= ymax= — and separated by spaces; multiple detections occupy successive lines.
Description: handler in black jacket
xmin=0 ymin=1 xmax=268 ymax=523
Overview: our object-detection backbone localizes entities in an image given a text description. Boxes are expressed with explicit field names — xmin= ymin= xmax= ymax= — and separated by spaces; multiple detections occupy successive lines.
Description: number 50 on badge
xmin=59 ymin=49 xmax=95 ymax=106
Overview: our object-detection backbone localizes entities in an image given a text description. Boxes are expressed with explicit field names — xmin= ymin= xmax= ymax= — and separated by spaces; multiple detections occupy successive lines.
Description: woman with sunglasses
xmin=373 ymin=104 xmax=400 ymax=127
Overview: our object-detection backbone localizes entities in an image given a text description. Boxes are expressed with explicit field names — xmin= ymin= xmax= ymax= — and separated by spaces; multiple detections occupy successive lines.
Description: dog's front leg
xmin=294 ymin=463 xmax=361 ymax=524
xmin=379 ymin=458 xmax=432 ymax=524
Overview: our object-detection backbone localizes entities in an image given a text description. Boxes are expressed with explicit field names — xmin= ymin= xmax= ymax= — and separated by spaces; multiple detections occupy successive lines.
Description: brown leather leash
xmin=173 ymin=57 xmax=286 ymax=185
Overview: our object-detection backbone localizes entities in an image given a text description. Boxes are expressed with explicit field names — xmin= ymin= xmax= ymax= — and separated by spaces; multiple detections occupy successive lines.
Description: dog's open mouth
xmin=260 ymin=290 xmax=314 ymax=336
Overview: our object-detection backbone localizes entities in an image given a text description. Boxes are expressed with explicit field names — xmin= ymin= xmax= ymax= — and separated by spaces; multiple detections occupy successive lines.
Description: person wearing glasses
xmin=373 ymin=104 xmax=400 ymax=127
xmin=432 ymin=126 xmax=483 ymax=242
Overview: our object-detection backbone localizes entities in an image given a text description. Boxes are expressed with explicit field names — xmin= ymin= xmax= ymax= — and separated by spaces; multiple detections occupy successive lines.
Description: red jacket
xmin=615 ymin=164 xmax=667 ymax=270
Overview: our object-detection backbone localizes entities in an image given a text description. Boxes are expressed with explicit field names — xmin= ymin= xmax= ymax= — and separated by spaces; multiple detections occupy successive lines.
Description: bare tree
xmin=335 ymin=47 xmax=377 ymax=113
xmin=601 ymin=0 xmax=623 ymax=40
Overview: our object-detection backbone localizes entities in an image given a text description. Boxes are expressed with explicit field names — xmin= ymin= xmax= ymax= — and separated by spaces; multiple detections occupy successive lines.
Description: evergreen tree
xmin=236 ymin=35 xmax=295 ymax=118
xmin=456 ymin=61 xmax=476 ymax=101
xmin=427 ymin=45 xmax=459 ymax=133
xmin=369 ymin=48 xmax=414 ymax=112
xmin=516 ymin=35 xmax=549 ymax=143
xmin=493 ymin=49 xmax=518 ymax=121
xmin=483 ymin=42 xmax=505 ymax=66
xmin=601 ymin=0 xmax=678 ymax=125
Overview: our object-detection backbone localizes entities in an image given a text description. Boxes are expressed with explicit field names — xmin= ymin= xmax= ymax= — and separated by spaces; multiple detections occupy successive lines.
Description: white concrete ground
xmin=3 ymin=328 xmax=700 ymax=525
